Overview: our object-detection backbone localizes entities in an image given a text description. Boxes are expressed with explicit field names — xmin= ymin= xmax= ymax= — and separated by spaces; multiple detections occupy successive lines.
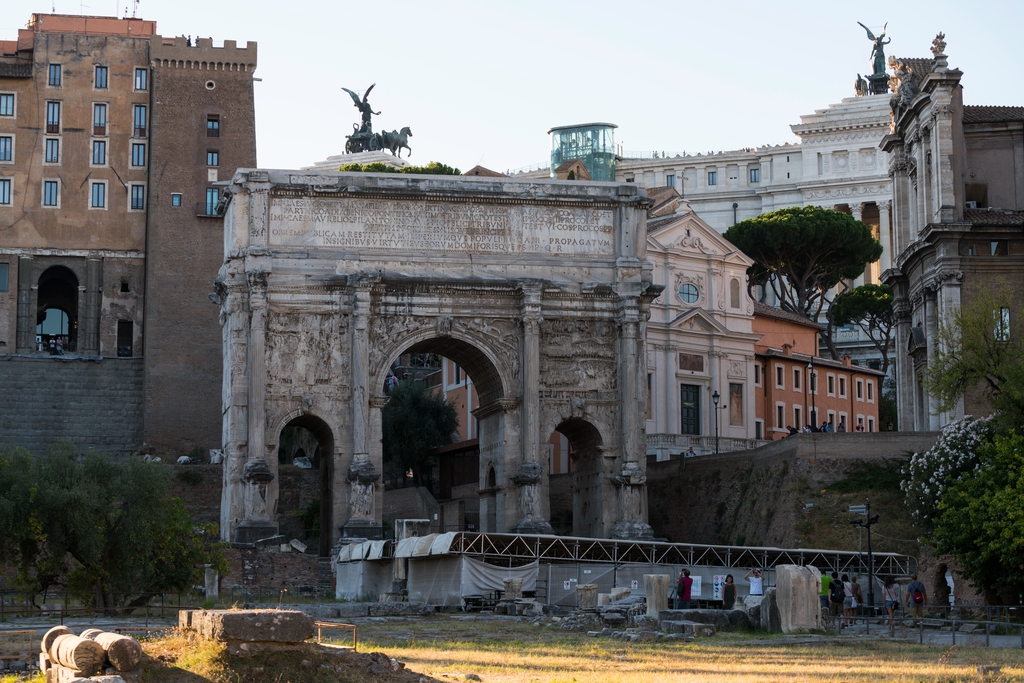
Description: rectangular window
xmin=205 ymin=188 xmax=219 ymax=215
xmin=666 ymin=174 xmax=675 ymax=188
xmin=207 ymin=150 xmax=219 ymax=166
xmin=750 ymin=168 xmax=760 ymax=183
xmin=856 ymin=378 xmax=864 ymax=401
xmin=46 ymin=101 xmax=61 ymax=134
xmin=867 ymin=380 xmax=874 ymax=402
xmin=0 ymin=93 xmax=13 ymax=117
xmin=207 ymin=115 xmax=220 ymax=137
xmin=755 ymin=419 xmax=763 ymax=440
xmin=792 ymin=367 xmax=802 ymax=391
xmin=130 ymin=185 xmax=145 ymax=210
xmin=827 ymin=410 xmax=836 ymax=429
xmin=0 ymin=179 xmax=10 ymax=205
xmin=43 ymin=180 xmax=59 ymax=207
xmin=839 ymin=376 xmax=847 ymax=398
xmin=0 ymin=136 xmax=10 ymax=162
xmin=91 ymin=181 xmax=106 ymax=209
xmin=133 ymin=105 xmax=147 ymax=138
xmin=92 ymin=140 xmax=106 ymax=166
xmin=0 ymin=262 xmax=7 ymax=291
xmin=827 ymin=373 xmax=836 ymax=397
xmin=134 ymin=68 xmax=148 ymax=91
xmin=729 ymin=383 xmax=743 ymax=427
xmin=131 ymin=143 xmax=146 ymax=167
xmin=810 ymin=371 xmax=817 ymax=394
xmin=171 ymin=193 xmax=182 ymax=207
xmin=48 ymin=64 xmax=61 ymax=86
xmin=707 ymin=170 xmax=717 ymax=186
xmin=995 ymin=307 xmax=1010 ymax=342
xmin=775 ymin=364 xmax=784 ymax=389
xmin=793 ymin=405 xmax=802 ymax=430
xmin=94 ymin=65 xmax=108 ymax=89
xmin=93 ymin=103 xmax=107 ymax=135
xmin=839 ymin=413 xmax=848 ymax=431
xmin=775 ymin=403 xmax=785 ymax=429
xmin=117 ymin=320 xmax=133 ymax=357
xmin=44 ymin=138 xmax=59 ymax=164
xmin=754 ymin=363 xmax=761 ymax=386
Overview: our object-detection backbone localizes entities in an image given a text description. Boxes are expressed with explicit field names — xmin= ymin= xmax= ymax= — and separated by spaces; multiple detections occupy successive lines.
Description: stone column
xmin=576 ymin=584 xmax=599 ymax=610
xmin=15 ymin=256 xmax=34 ymax=353
xmin=342 ymin=284 xmax=382 ymax=540
xmin=235 ymin=269 xmax=277 ymax=543
xmin=610 ymin=296 xmax=654 ymax=540
xmin=644 ymin=574 xmax=670 ymax=618
xmin=80 ymin=258 xmax=102 ymax=355
xmin=878 ymin=200 xmax=893 ymax=272
xmin=511 ymin=285 xmax=552 ymax=535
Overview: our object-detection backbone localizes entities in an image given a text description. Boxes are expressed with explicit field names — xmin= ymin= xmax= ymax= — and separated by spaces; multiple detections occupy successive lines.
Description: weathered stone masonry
xmin=216 ymin=171 xmax=662 ymax=548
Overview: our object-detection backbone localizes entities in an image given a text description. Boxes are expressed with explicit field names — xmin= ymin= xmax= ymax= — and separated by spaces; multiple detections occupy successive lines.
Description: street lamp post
xmin=711 ymin=390 xmax=727 ymax=455
xmin=850 ymin=502 xmax=880 ymax=612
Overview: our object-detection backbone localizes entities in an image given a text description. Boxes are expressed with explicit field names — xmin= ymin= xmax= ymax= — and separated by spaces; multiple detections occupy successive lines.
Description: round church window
xmin=678 ymin=283 xmax=699 ymax=303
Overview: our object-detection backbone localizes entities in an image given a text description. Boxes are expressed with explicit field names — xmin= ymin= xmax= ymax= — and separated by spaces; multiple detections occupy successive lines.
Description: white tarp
xmin=430 ymin=532 xmax=457 ymax=555
xmin=460 ymin=556 xmax=538 ymax=595
xmin=413 ymin=535 xmax=435 ymax=556
xmin=367 ymin=540 xmax=387 ymax=560
xmin=405 ymin=556 xmax=540 ymax=606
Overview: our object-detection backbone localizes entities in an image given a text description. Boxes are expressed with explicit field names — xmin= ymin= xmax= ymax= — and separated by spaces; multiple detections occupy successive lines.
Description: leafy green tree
xmin=381 ymin=380 xmax=459 ymax=487
xmin=830 ymin=283 xmax=895 ymax=376
xmin=933 ymin=431 xmax=1024 ymax=595
xmin=925 ymin=288 xmax=1024 ymax=432
xmin=337 ymin=161 xmax=461 ymax=175
xmin=724 ymin=206 xmax=882 ymax=358
xmin=0 ymin=443 xmax=226 ymax=612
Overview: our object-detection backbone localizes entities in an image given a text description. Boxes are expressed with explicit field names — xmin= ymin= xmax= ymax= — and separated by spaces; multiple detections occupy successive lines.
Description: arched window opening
xmin=36 ymin=266 xmax=78 ymax=354
xmin=730 ymin=278 xmax=741 ymax=309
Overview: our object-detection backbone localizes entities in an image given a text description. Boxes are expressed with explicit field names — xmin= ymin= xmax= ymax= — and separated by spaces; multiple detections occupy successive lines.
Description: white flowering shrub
xmin=901 ymin=415 xmax=994 ymax=524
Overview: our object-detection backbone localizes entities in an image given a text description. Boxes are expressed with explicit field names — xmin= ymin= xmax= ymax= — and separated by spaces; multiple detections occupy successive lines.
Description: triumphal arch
xmin=215 ymin=170 xmax=661 ymax=550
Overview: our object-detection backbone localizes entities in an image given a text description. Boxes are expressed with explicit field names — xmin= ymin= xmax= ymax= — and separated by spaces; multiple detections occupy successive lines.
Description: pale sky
xmin=4 ymin=0 xmax=1023 ymax=173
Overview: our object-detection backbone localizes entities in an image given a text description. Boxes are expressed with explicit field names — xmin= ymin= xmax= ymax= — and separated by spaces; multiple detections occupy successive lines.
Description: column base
xmin=609 ymin=519 xmax=654 ymax=540
xmin=341 ymin=518 xmax=383 ymax=541
xmin=510 ymin=517 xmax=554 ymax=535
xmin=233 ymin=520 xmax=279 ymax=544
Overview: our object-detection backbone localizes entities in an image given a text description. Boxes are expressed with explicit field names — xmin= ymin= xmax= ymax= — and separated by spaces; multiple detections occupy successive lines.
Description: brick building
xmin=753 ymin=302 xmax=883 ymax=439
xmin=0 ymin=14 xmax=256 ymax=455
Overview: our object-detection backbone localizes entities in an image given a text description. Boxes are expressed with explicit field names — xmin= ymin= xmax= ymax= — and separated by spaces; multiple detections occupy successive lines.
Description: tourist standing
xmin=685 ymin=446 xmax=696 ymax=458
xmin=905 ymin=574 xmax=927 ymax=626
xmin=744 ymin=568 xmax=763 ymax=596
xmin=849 ymin=575 xmax=863 ymax=620
xmin=675 ymin=568 xmax=693 ymax=609
xmin=828 ymin=571 xmax=845 ymax=624
xmin=883 ymin=576 xmax=900 ymax=627
xmin=723 ymin=574 xmax=736 ymax=610
xmin=819 ymin=570 xmax=832 ymax=611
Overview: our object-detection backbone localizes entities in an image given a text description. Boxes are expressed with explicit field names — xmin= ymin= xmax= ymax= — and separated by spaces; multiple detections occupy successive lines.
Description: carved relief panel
xmin=266 ymin=312 xmax=349 ymax=389
xmin=540 ymin=319 xmax=618 ymax=393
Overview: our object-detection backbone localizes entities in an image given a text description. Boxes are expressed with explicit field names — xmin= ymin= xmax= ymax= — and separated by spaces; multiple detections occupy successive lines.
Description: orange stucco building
xmin=752 ymin=302 xmax=883 ymax=440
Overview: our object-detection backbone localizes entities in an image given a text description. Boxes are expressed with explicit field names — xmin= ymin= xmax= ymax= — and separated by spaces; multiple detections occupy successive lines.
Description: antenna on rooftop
xmin=132 ymin=0 xmax=139 ymax=17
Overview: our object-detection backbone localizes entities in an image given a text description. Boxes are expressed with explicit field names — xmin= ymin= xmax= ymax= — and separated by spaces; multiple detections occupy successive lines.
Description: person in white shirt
xmin=744 ymin=567 xmax=764 ymax=596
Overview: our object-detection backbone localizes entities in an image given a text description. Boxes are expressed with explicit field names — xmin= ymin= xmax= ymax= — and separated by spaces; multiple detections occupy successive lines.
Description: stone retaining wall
xmin=0 ymin=355 xmax=143 ymax=455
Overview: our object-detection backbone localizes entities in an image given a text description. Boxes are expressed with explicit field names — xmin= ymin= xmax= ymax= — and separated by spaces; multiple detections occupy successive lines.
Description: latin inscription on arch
xmin=268 ymin=197 xmax=615 ymax=257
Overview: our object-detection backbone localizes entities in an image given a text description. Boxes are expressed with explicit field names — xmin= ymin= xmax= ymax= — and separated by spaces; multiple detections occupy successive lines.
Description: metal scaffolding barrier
xmin=345 ymin=532 xmax=917 ymax=576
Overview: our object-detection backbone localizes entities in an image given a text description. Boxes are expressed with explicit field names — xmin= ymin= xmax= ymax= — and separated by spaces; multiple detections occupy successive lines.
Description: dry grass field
xmin=355 ymin=617 xmax=1024 ymax=683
